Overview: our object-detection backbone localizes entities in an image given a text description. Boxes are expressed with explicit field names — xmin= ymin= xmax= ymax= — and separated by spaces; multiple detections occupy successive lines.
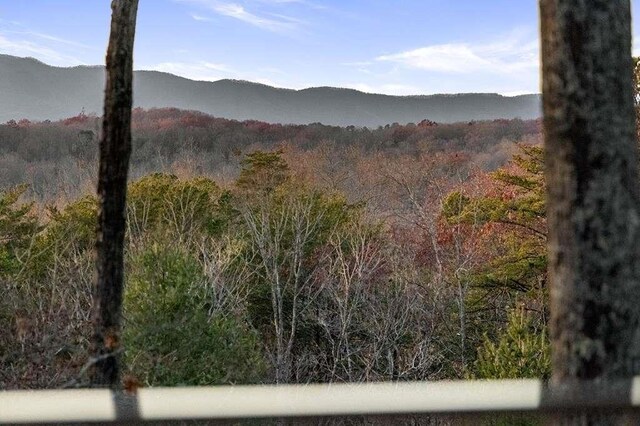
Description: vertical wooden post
xmin=540 ymin=0 xmax=640 ymax=422
xmin=90 ymin=0 xmax=139 ymax=388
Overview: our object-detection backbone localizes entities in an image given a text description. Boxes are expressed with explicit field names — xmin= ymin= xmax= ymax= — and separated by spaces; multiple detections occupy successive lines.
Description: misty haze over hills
xmin=0 ymin=54 xmax=541 ymax=127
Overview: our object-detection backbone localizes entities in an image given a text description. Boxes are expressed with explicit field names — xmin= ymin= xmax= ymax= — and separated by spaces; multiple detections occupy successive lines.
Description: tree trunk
xmin=540 ymin=0 xmax=640 ymax=423
xmin=89 ymin=0 xmax=139 ymax=388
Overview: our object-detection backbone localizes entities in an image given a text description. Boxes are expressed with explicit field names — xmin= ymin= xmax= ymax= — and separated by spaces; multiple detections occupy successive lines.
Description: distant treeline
xmin=2 ymin=141 xmax=549 ymax=389
xmin=0 ymin=108 xmax=540 ymax=203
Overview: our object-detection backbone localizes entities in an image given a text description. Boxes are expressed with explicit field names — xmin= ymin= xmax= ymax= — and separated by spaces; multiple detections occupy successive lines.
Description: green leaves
xmin=127 ymin=173 xmax=230 ymax=242
xmin=444 ymin=145 xmax=547 ymax=295
xmin=236 ymin=150 xmax=290 ymax=194
xmin=474 ymin=307 xmax=550 ymax=379
xmin=124 ymin=245 xmax=266 ymax=386
xmin=0 ymin=185 xmax=39 ymax=276
xmin=439 ymin=145 xmax=549 ymax=379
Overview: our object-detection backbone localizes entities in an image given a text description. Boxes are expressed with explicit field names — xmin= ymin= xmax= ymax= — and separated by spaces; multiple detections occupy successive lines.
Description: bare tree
xmin=90 ymin=0 xmax=139 ymax=388
xmin=317 ymin=222 xmax=384 ymax=382
xmin=381 ymin=155 xmax=482 ymax=375
xmin=540 ymin=0 xmax=640 ymax=423
xmin=304 ymin=223 xmax=442 ymax=383
xmin=239 ymin=190 xmax=327 ymax=383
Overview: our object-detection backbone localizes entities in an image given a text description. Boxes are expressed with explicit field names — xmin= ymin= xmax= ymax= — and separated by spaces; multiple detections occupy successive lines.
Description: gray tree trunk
xmin=89 ymin=0 xmax=139 ymax=388
xmin=540 ymin=0 xmax=640 ymax=423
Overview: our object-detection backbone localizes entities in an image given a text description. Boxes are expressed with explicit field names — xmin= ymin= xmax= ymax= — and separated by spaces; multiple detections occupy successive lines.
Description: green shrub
xmin=124 ymin=245 xmax=266 ymax=386
xmin=0 ymin=185 xmax=39 ymax=277
xmin=127 ymin=173 xmax=231 ymax=242
xmin=474 ymin=307 xmax=550 ymax=379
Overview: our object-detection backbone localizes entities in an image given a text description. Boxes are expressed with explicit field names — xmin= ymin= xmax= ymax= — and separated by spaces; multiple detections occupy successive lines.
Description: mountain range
xmin=0 ymin=54 xmax=541 ymax=127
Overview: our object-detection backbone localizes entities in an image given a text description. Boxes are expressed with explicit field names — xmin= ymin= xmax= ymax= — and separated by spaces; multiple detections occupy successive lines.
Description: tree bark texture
xmin=540 ymin=0 xmax=640 ymax=423
xmin=90 ymin=0 xmax=139 ymax=388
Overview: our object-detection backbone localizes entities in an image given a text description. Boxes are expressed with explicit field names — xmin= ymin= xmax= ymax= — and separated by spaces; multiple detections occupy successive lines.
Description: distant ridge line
xmin=0 ymin=54 xmax=542 ymax=126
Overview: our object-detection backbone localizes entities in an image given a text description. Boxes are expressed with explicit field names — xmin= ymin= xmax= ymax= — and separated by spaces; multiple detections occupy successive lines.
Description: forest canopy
xmin=0 ymin=109 xmax=546 ymax=388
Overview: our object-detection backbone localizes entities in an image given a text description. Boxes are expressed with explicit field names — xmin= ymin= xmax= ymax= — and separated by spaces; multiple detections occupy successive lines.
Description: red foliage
xmin=63 ymin=112 xmax=91 ymax=126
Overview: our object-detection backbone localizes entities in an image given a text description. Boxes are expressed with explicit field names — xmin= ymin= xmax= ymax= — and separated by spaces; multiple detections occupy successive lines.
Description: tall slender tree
xmin=540 ymin=0 xmax=640 ymax=423
xmin=90 ymin=0 xmax=139 ymax=388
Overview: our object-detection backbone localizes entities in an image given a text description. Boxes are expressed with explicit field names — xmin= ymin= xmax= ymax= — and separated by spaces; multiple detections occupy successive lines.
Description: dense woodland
xmin=0 ymin=109 xmax=549 ymax=388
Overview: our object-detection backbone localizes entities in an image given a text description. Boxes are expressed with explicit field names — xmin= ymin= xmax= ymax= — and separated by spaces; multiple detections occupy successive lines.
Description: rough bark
xmin=89 ymin=0 xmax=139 ymax=388
xmin=540 ymin=0 xmax=640 ymax=423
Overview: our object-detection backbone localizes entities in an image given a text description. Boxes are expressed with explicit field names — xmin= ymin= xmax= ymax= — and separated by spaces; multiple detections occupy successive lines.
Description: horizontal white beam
xmin=0 ymin=389 xmax=116 ymax=423
xmin=2 ymin=378 xmax=640 ymax=424
xmin=137 ymin=380 xmax=542 ymax=420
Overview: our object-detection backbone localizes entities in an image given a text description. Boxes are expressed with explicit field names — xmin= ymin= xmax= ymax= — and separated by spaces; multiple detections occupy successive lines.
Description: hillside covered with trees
xmin=0 ymin=109 xmax=549 ymax=388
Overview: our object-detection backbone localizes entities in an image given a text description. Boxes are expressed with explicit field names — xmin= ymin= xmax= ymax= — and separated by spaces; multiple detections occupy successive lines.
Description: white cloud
xmin=214 ymin=3 xmax=298 ymax=32
xmin=0 ymin=32 xmax=85 ymax=66
xmin=177 ymin=0 xmax=301 ymax=33
xmin=190 ymin=13 xmax=212 ymax=21
xmin=377 ymin=32 xmax=539 ymax=75
xmin=0 ymin=19 xmax=88 ymax=66
xmin=3 ymin=30 xmax=91 ymax=49
xmin=254 ymin=0 xmax=326 ymax=9
xmin=265 ymin=12 xmax=306 ymax=25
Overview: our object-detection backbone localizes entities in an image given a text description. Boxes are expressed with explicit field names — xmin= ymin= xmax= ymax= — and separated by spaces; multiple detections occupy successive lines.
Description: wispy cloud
xmin=265 ymin=12 xmax=306 ymax=25
xmin=0 ymin=19 xmax=88 ymax=66
xmin=177 ymin=0 xmax=303 ymax=33
xmin=376 ymin=31 xmax=539 ymax=75
xmin=2 ymin=30 xmax=91 ymax=49
xmin=216 ymin=3 xmax=298 ymax=32
xmin=0 ymin=33 xmax=85 ymax=65
xmin=254 ymin=0 xmax=326 ymax=10
xmin=190 ymin=13 xmax=213 ymax=22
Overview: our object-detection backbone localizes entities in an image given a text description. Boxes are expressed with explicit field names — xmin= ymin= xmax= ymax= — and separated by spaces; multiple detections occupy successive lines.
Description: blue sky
xmin=1 ymin=1 xmax=639 ymax=96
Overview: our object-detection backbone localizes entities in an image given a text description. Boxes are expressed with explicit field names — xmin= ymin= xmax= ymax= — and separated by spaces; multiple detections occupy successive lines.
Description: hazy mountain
xmin=0 ymin=54 xmax=541 ymax=127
